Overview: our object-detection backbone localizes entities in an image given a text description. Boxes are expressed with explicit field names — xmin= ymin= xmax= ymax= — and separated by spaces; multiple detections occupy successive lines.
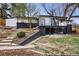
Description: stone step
xmin=0 ymin=43 xmax=12 ymax=46
xmin=0 ymin=43 xmax=16 ymax=46
xmin=0 ymin=40 xmax=12 ymax=43
xmin=2 ymin=39 xmax=12 ymax=42
xmin=12 ymin=43 xmax=17 ymax=46
xmin=2 ymin=39 xmax=12 ymax=41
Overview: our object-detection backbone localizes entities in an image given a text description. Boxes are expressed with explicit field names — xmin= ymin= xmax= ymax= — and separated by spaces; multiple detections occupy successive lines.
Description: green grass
xmin=49 ymin=35 xmax=79 ymax=47
xmin=32 ymin=35 xmax=79 ymax=56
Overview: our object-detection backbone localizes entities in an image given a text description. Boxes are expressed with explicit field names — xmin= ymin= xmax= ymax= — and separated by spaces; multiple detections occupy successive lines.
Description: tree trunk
xmin=28 ymin=19 xmax=32 ymax=30
xmin=68 ymin=5 xmax=77 ymax=20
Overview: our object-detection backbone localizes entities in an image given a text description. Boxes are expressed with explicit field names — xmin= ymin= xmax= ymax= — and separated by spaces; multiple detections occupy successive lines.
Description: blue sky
xmin=36 ymin=3 xmax=79 ymax=24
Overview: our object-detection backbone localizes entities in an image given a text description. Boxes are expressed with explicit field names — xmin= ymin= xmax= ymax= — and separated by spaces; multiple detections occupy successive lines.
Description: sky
xmin=36 ymin=3 xmax=79 ymax=24
xmin=6 ymin=3 xmax=79 ymax=24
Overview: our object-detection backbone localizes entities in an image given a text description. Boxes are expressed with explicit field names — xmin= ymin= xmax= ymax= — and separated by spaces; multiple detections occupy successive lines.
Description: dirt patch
xmin=0 ymin=48 xmax=42 ymax=56
xmin=32 ymin=34 xmax=79 ymax=56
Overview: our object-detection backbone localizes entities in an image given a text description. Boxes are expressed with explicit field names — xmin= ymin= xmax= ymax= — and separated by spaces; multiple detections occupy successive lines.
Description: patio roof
xmin=18 ymin=17 xmax=38 ymax=20
xmin=7 ymin=16 xmax=39 ymax=20
xmin=71 ymin=16 xmax=79 ymax=18
xmin=39 ymin=15 xmax=69 ymax=21
xmin=39 ymin=15 xmax=68 ymax=19
xmin=39 ymin=15 xmax=68 ymax=18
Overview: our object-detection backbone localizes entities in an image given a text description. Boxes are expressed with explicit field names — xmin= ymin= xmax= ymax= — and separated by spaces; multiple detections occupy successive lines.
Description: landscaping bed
xmin=0 ymin=28 xmax=39 ymax=45
xmin=13 ymin=28 xmax=39 ymax=44
xmin=0 ymin=48 xmax=42 ymax=56
xmin=32 ymin=34 xmax=79 ymax=56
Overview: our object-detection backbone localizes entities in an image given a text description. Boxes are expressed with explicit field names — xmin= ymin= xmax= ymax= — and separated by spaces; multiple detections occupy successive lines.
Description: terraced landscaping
xmin=13 ymin=28 xmax=39 ymax=44
xmin=0 ymin=28 xmax=39 ymax=46
xmin=32 ymin=34 xmax=79 ymax=56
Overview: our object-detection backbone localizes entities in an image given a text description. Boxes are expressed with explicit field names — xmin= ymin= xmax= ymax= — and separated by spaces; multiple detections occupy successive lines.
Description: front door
xmin=45 ymin=28 xmax=50 ymax=34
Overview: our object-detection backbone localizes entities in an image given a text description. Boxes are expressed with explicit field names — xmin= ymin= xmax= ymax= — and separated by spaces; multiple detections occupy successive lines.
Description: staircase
xmin=19 ymin=30 xmax=41 ymax=45
xmin=0 ymin=38 xmax=16 ymax=46
xmin=0 ymin=27 xmax=17 ymax=46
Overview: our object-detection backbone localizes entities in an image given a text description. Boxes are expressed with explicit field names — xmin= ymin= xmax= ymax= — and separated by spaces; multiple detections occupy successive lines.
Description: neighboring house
xmin=0 ymin=18 xmax=5 ymax=27
xmin=38 ymin=15 xmax=72 ymax=35
xmin=0 ymin=9 xmax=6 ymax=27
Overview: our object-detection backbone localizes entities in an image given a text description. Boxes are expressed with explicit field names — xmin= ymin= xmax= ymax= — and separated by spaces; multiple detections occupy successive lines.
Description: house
xmin=17 ymin=17 xmax=38 ymax=28
xmin=38 ymin=15 xmax=73 ymax=35
xmin=0 ymin=14 xmax=73 ymax=35
xmin=4 ymin=17 xmax=38 ymax=28
xmin=5 ymin=18 xmax=17 ymax=28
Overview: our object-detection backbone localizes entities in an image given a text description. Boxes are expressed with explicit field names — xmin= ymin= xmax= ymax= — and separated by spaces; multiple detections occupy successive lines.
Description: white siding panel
xmin=45 ymin=18 xmax=51 ymax=26
xmin=39 ymin=18 xmax=45 ymax=26
xmin=39 ymin=17 xmax=52 ymax=26
xmin=59 ymin=21 xmax=67 ymax=26
xmin=6 ymin=18 xmax=17 ymax=27
xmin=18 ymin=19 xmax=28 ymax=23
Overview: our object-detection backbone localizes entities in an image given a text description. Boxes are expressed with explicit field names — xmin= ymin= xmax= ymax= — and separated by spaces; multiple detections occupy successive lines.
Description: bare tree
xmin=63 ymin=3 xmax=79 ymax=20
xmin=26 ymin=3 xmax=39 ymax=29
xmin=42 ymin=3 xmax=62 ymax=25
xmin=26 ymin=3 xmax=39 ymax=17
xmin=42 ymin=3 xmax=56 ymax=16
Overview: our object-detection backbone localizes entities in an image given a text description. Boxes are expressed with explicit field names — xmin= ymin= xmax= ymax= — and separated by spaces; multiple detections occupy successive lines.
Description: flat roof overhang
xmin=38 ymin=15 xmax=69 ymax=21
xmin=39 ymin=15 xmax=68 ymax=18
xmin=71 ymin=16 xmax=79 ymax=18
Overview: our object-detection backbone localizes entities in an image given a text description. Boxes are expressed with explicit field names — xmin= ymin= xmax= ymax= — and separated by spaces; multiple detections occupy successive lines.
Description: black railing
xmin=17 ymin=23 xmax=38 ymax=28
xmin=19 ymin=30 xmax=41 ymax=45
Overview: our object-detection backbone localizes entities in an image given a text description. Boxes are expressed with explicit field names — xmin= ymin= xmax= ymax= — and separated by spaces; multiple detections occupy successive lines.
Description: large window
xmin=39 ymin=17 xmax=52 ymax=26
xmin=45 ymin=18 xmax=51 ymax=26
xmin=39 ymin=17 xmax=45 ymax=26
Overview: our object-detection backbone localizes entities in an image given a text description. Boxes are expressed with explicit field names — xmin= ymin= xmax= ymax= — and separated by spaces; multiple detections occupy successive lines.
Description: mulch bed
xmin=0 ymin=48 xmax=42 ymax=56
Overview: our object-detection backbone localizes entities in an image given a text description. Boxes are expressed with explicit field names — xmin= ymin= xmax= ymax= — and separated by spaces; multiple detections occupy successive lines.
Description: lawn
xmin=32 ymin=34 xmax=79 ymax=56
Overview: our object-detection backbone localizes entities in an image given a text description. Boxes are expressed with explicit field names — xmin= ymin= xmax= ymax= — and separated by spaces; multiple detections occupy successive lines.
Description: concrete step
xmin=0 ymin=40 xmax=12 ymax=43
xmin=0 ymin=43 xmax=16 ymax=46
xmin=12 ymin=43 xmax=17 ymax=46
xmin=2 ymin=39 xmax=12 ymax=41
xmin=0 ymin=43 xmax=12 ymax=46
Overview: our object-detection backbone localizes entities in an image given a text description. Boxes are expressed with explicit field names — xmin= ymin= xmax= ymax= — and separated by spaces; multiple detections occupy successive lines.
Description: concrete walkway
xmin=0 ymin=44 xmax=35 ymax=50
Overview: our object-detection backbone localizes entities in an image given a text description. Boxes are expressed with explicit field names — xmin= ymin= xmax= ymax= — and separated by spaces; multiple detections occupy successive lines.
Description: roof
xmin=38 ymin=15 xmax=74 ymax=22
xmin=39 ymin=15 xmax=68 ymax=21
xmin=71 ymin=16 xmax=79 ymax=18
xmin=6 ymin=17 xmax=38 ymax=20
xmin=39 ymin=15 xmax=68 ymax=19
xmin=18 ymin=17 xmax=38 ymax=20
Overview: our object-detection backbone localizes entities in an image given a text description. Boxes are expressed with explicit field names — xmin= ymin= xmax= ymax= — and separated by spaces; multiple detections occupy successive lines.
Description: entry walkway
xmin=0 ymin=44 xmax=35 ymax=50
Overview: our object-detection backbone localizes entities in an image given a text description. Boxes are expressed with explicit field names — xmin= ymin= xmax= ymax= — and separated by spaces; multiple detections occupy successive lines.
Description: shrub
xmin=17 ymin=31 xmax=26 ymax=38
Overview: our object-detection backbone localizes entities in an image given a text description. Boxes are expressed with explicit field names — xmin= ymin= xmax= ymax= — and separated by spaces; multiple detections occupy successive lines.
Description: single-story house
xmin=0 ymin=15 xmax=73 ymax=34
xmin=0 ymin=17 xmax=38 ymax=28
xmin=38 ymin=15 xmax=73 ymax=35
